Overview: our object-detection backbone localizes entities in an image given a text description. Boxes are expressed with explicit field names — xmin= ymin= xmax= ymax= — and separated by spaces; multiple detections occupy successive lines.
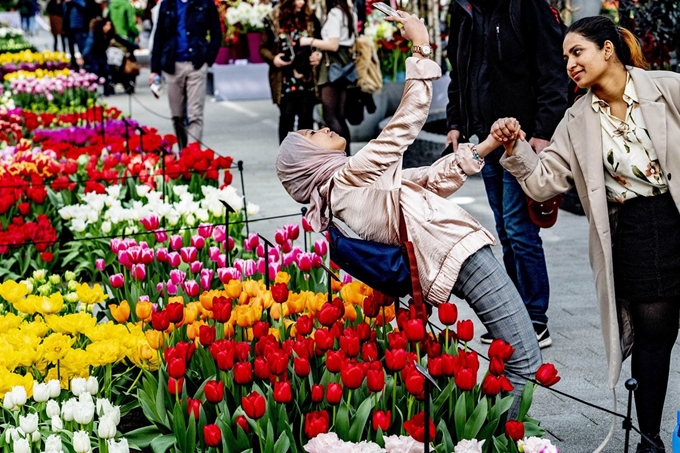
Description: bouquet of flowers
xmin=363 ymin=7 xmax=410 ymax=82
xmin=225 ymin=0 xmax=272 ymax=33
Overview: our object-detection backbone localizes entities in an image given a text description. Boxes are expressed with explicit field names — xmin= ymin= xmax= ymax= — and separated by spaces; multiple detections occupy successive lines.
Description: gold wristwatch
xmin=412 ymin=44 xmax=432 ymax=57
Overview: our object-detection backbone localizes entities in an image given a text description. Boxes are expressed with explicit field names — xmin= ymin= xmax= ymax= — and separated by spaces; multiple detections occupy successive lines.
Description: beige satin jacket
xmin=322 ymin=57 xmax=495 ymax=304
xmin=500 ymin=67 xmax=680 ymax=389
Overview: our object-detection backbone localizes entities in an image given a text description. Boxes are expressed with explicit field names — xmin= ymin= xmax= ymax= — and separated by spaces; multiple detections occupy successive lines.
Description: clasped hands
xmin=490 ymin=118 xmax=526 ymax=155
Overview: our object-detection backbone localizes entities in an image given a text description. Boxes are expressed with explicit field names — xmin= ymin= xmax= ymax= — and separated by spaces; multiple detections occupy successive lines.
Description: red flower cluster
xmin=164 ymin=143 xmax=233 ymax=184
xmin=0 ymin=214 xmax=57 ymax=254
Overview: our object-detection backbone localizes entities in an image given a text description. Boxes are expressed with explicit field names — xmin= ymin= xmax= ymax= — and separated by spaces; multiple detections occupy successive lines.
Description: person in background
xmin=149 ymin=0 xmax=221 ymax=150
xmin=445 ymin=0 xmax=569 ymax=348
xmin=297 ymin=0 xmax=356 ymax=155
xmin=82 ymin=17 xmax=138 ymax=95
xmin=490 ymin=16 xmax=680 ymax=453
xmin=17 ymin=0 xmax=39 ymax=36
xmin=63 ymin=0 xmax=89 ymax=68
xmin=47 ymin=0 xmax=67 ymax=51
xmin=260 ymin=0 xmax=322 ymax=144
xmin=107 ymin=0 xmax=139 ymax=41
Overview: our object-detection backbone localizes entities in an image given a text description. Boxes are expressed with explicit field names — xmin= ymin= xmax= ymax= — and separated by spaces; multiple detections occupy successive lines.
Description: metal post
xmin=318 ymin=262 xmax=341 ymax=305
xmin=220 ymin=201 xmax=236 ymax=267
xmin=623 ymin=378 xmax=638 ymax=453
xmin=100 ymin=104 xmax=105 ymax=142
xmin=257 ymin=234 xmax=276 ymax=291
xmin=301 ymin=207 xmax=308 ymax=252
xmin=238 ymin=160 xmax=249 ymax=235
xmin=424 ymin=379 xmax=431 ymax=453
xmin=124 ymin=118 xmax=130 ymax=154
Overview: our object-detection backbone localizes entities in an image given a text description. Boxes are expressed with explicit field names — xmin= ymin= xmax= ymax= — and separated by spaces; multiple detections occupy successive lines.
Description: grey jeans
xmin=163 ymin=62 xmax=208 ymax=144
xmin=452 ymin=246 xmax=543 ymax=413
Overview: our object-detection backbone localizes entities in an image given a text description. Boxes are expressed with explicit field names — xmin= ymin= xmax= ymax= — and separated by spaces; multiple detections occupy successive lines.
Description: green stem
xmin=445 ymin=326 xmax=449 ymax=354
xmin=392 ymin=372 xmax=397 ymax=422
xmin=125 ymin=367 xmax=144 ymax=395
xmin=415 ymin=342 xmax=421 ymax=366
xmin=407 ymin=395 xmax=414 ymax=426
xmin=333 ymin=405 xmax=337 ymax=428
xmin=347 ymin=389 xmax=353 ymax=411
xmin=257 ymin=418 xmax=265 ymax=453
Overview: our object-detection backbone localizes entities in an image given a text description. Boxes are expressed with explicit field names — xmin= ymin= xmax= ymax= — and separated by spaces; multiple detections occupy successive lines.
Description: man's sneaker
xmin=534 ymin=324 xmax=552 ymax=349
xmin=480 ymin=332 xmax=494 ymax=344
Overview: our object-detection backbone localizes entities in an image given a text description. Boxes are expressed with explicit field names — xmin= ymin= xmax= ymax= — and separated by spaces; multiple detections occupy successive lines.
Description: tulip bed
xmin=0 ymin=51 xmax=563 ymax=453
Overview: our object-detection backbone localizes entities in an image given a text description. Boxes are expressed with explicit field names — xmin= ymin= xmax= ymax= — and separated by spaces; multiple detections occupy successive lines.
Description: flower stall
xmin=0 ymin=45 xmax=564 ymax=453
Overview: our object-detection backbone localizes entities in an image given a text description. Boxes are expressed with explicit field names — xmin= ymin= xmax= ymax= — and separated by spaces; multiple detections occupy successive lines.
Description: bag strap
xmin=327 ymin=179 xmax=426 ymax=321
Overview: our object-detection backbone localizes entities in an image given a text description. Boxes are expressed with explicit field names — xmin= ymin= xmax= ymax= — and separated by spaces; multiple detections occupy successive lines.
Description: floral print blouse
xmin=591 ymin=73 xmax=668 ymax=203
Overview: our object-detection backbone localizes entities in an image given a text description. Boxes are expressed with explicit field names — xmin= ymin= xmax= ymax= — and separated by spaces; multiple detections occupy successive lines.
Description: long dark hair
xmin=90 ymin=17 xmax=115 ymax=42
xmin=325 ymin=0 xmax=354 ymax=37
xmin=567 ymin=16 xmax=648 ymax=69
xmin=278 ymin=0 xmax=312 ymax=32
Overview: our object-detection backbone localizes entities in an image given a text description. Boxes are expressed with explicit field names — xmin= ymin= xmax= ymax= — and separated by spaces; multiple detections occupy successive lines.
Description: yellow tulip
xmin=75 ymin=283 xmax=108 ymax=305
xmin=200 ymin=289 xmax=222 ymax=311
xmin=340 ymin=281 xmax=371 ymax=306
xmin=46 ymin=313 xmax=96 ymax=335
xmin=135 ymin=301 xmax=153 ymax=321
xmin=36 ymin=293 xmax=64 ymax=315
xmin=224 ymin=280 xmax=242 ymax=299
xmin=234 ymin=306 xmax=257 ymax=328
xmin=183 ymin=302 xmax=200 ymax=325
xmin=60 ymin=348 xmax=90 ymax=377
xmin=0 ymin=280 xmax=29 ymax=304
xmin=238 ymin=292 xmax=250 ymax=305
xmin=286 ymin=293 xmax=306 ymax=314
xmin=243 ymin=280 xmax=263 ymax=297
xmin=39 ymin=333 xmax=74 ymax=364
xmin=275 ymin=272 xmax=291 ymax=285
xmin=344 ymin=303 xmax=357 ymax=322
xmin=110 ymin=301 xmax=131 ymax=323
xmin=167 ymin=296 xmax=184 ymax=305
xmin=224 ymin=322 xmax=235 ymax=339
xmin=86 ymin=341 xmax=125 ymax=367
xmin=0 ymin=313 xmax=23 ymax=333
xmin=186 ymin=320 xmax=204 ymax=340
xmin=306 ymin=292 xmax=326 ymax=316
xmin=268 ymin=327 xmax=280 ymax=341
xmin=145 ymin=330 xmax=165 ymax=350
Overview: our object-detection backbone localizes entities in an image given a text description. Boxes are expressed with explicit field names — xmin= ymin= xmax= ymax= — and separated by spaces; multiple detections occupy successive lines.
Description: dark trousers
xmin=67 ymin=30 xmax=88 ymax=67
xmin=278 ymin=90 xmax=316 ymax=144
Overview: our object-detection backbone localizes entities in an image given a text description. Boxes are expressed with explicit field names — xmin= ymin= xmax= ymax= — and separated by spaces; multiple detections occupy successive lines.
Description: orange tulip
xmin=225 ymin=280 xmax=242 ymax=299
xmin=145 ymin=330 xmax=165 ymax=350
xmin=341 ymin=281 xmax=371 ymax=306
xmin=343 ymin=303 xmax=357 ymax=322
xmin=238 ymin=292 xmax=250 ymax=306
xmin=331 ymin=275 xmax=343 ymax=292
xmin=286 ymin=293 xmax=306 ymax=314
xmin=274 ymin=272 xmax=291 ymax=285
xmin=243 ymin=280 xmax=262 ymax=298
xmin=183 ymin=302 xmax=200 ymax=325
xmin=200 ymin=290 xmax=222 ymax=311
xmin=136 ymin=301 xmax=153 ymax=321
xmin=110 ymin=300 xmax=130 ymax=323
xmin=186 ymin=320 xmax=205 ymax=340
xmin=224 ymin=322 xmax=235 ymax=338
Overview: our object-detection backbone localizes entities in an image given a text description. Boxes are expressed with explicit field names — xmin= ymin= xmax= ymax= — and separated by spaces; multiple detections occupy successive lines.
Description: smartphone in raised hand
xmin=373 ymin=2 xmax=400 ymax=17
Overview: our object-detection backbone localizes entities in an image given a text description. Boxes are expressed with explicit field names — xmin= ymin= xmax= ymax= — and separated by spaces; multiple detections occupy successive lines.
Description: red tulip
xmin=314 ymin=328 xmax=334 ymax=353
xmin=233 ymin=362 xmax=253 ymax=385
xmin=167 ymin=358 xmax=186 ymax=379
xmin=403 ymin=411 xmax=435 ymax=443
xmin=440 ymin=354 xmax=455 ymax=377
xmin=505 ymin=420 xmax=525 ymax=441
xmin=366 ymin=369 xmax=385 ymax=393
xmin=253 ymin=321 xmax=270 ymax=339
xmin=404 ymin=369 xmax=425 ymax=396
xmin=151 ymin=310 xmax=170 ymax=331
xmin=363 ymin=295 xmax=380 ymax=318
xmin=203 ymin=424 xmax=222 ymax=447
xmin=203 ymin=380 xmax=224 ymax=403
xmin=235 ymin=415 xmax=249 ymax=432
xmin=326 ymin=383 xmax=343 ymax=405
xmin=356 ymin=323 xmax=371 ymax=341
xmin=267 ymin=350 xmax=289 ymax=376
xmin=187 ymin=398 xmax=201 ymax=419
xmin=254 ymin=357 xmax=270 ymax=380
xmin=536 ymin=363 xmax=561 ymax=387
xmin=212 ymin=296 xmax=232 ymax=322
xmin=488 ymin=339 xmax=515 ymax=363
xmin=318 ymin=303 xmax=342 ymax=327
xmin=456 ymin=320 xmax=474 ymax=342
xmin=296 ymin=315 xmax=313 ymax=336
xmin=372 ymin=409 xmax=391 ymax=431
xmin=311 ymin=384 xmax=324 ymax=403
xmin=362 ymin=342 xmax=379 ymax=362
xmin=427 ymin=357 xmax=443 ymax=378
xmin=385 ymin=349 xmax=407 ymax=372
xmin=387 ymin=331 xmax=408 ymax=350
xmin=489 ymin=357 xmax=506 ymax=376
xmin=168 ymin=377 xmax=184 ymax=395
xmin=294 ymin=357 xmax=311 ymax=377
xmin=166 ymin=302 xmax=184 ymax=324
xmin=273 ymin=381 xmax=292 ymax=404
xmin=304 ymin=410 xmax=330 ymax=439
xmin=438 ymin=303 xmax=458 ymax=325
xmin=234 ymin=342 xmax=250 ymax=362
xmin=481 ymin=374 xmax=502 ymax=397
xmin=454 ymin=368 xmax=476 ymax=391
xmin=241 ymin=391 xmax=266 ymax=419
xmin=271 ymin=282 xmax=289 ymax=303
xmin=326 ymin=350 xmax=344 ymax=373
xmin=404 ymin=319 xmax=425 ymax=342
xmin=199 ymin=325 xmax=216 ymax=347
xmin=340 ymin=361 xmax=364 ymax=390
xmin=339 ymin=335 xmax=360 ymax=358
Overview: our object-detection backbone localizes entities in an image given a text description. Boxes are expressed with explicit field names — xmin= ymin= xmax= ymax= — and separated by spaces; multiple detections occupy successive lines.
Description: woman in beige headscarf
xmin=276 ymin=12 xmax=543 ymax=400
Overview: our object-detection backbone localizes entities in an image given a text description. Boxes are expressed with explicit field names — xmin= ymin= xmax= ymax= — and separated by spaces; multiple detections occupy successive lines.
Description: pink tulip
xmin=139 ymin=241 xmax=149 ymax=249
xmin=217 ymin=267 xmax=241 ymax=284
xmin=127 ymin=247 xmax=141 ymax=264
xmin=285 ymin=223 xmax=300 ymax=240
xmin=131 ymin=264 xmax=146 ymax=280
xmin=180 ymin=247 xmax=197 ymax=264
xmin=302 ymin=217 xmax=313 ymax=232
xmin=342 ymin=274 xmax=353 ymax=284
xmin=191 ymin=235 xmax=206 ymax=250
xmin=298 ymin=253 xmax=313 ymax=272
xmin=200 ymin=269 xmax=214 ymax=290
xmin=140 ymin=215 xmax=160 ymax=231
xmin=166 ymin=280 xmax=178 ymax=295
xmin=274 ymin=229 xmax=287 ymax=245
xmin=257 ymin=257 xmax=265 ymax=275
xmin=156 ymin=282 xmax=165 ymax=295
xmin=141 ymin=248 xmax=155 ymax=265
xmin=280 ymin=240 xmax=292 ymax=253
xmin=95 ymin=259 xmax=105 ymax=271
xmin=244 ymin=233 xmax=258 ymax=252
xmin=197 ymin=223 xmax=213 ymax=238
xmin=184 ymin=280 xmax=199 ymax=297
xmin=213 ymin=225 xmax=226 ymax=242
xmin=190 ymin=261 xmax=203 ymax=274
xmin=208 ymin=246 xmax=221 ymax=261
xmin=216 ymin=254 xmax=227 ymax=268
xmin=227 ymin=237 xmax=235 ymax=251
xmin=168 ymin=252 xmax=181 ymax=267
xmin=170 ymin=235 xmax=183 ymax=250
xmin=314 ymin=240 xmax=328 ymax=257
xmin=269 ymin=262 xmax=281 ymax=281
xmin=256 ymin=244 xmax=265 ymax=258
xmin=118 ymin=250 xmax=131 ymax=267
xmin=139 ymin=295 xmax=150 ymax=302
xmin=282 ymin=252 xmax=296 ymax=267
xmin=156 ymin=248 xmax=169 ymax=263
xmin=170 ymin=269 xmax=186 ymax=285
xmin=155 ymin=229 xmax=168 ymax=243
xmin=109 ymin=273 xmax=124 ymax=288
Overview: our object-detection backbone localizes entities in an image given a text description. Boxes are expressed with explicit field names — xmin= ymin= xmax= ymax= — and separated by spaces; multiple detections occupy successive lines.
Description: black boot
xmin=636 ymin=434 xmax=666 ymax=453
xmin=172 ymin=116 xmax=188 ymax=151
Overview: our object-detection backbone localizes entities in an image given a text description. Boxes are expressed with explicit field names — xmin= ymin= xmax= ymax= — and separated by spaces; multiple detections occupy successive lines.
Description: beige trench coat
xmin=501 ymin=67 xmax=680 ymax=389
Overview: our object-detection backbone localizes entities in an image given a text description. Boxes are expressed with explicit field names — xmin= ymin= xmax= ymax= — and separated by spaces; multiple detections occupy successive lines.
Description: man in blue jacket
xmin=149 ymin=0 xmax=221 ymax=150
xmin=63 ymin=0 xmax=89 ymax=68
xmin=445 ymin=0 xmax=569 ymax=348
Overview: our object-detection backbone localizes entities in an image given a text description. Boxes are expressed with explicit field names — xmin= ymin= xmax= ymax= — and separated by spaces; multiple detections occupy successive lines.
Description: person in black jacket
xmin=63 ymin=0 xmax=90 ymax=68
xmin=149 ymin=0 xmax=221 ymax=150
xmin=445 ymin=0 xmax=569 ymax=348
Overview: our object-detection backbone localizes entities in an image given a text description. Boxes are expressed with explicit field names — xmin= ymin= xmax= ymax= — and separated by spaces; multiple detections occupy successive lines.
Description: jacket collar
xmin=455 ymin=0 xmax=473 ymax=16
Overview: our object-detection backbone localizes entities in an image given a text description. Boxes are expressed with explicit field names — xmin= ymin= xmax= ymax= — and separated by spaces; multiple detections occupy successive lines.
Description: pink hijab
xmin=276 ymin=132 xmax=348 ymax=232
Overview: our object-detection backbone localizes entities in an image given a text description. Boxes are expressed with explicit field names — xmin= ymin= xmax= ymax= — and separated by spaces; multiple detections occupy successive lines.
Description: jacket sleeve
xmin=500 ymin=116 xmax=574 ymax=201
xmin=333 ymin=57 xmax=441 ymax=188
xmin=402 ymin=143 xmax=483 ymax=197
xmin=523 ymin=0 xmax=569 ymax=140
xmin=70 ymin=0 xmax=85 ymax=10
xmin=125 ymin=2 xmax=139 ymax=38
xmin=445 ymin=7 xmax=463 ymax=133
xmin=259 ymin=16 xmax=277 ymax=65
xmin=206 ymin=0 xmax=222 ymax=66
xmin=150 ymin=1 xmax=165 ymax=73
xmin=82 ymin=33 xmax=94 ymax=58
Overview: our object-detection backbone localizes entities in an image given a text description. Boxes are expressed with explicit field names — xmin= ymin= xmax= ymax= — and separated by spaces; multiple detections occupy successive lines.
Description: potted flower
xmin=225 ymin=0 xmax=272 ymax=63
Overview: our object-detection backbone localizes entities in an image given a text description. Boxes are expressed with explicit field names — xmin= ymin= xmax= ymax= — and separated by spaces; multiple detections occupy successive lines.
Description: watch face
xmin=421 ymin=45 xmax=432 ymax=55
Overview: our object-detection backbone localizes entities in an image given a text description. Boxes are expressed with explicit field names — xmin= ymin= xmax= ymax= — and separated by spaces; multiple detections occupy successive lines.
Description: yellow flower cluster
xmin=3 ymin=148 xmax=61 ymax=178
xmin=0 ymin=50 xmax=69 ymax=65
xmin=4 ymin=68 xmax=71 ymax=81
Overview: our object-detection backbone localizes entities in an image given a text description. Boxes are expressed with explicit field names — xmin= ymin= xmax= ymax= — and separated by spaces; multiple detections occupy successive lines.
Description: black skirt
xmin=612 ymin=192 xmax=680 ymax=303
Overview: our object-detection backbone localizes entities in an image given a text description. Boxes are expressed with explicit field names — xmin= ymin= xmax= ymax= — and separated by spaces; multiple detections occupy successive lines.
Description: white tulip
xmin=3 ymin=391 xmax=16 ymax=410
xmin=61 ymin=398 xmax=76 ymax=421
xmin=46 ymin=400 xmax=61 ymax=418
xmin=71 ymin=378 xmax=87 ymax=396
xmin=13 ymin=438 xmax=30 ymax=453
xmin=51 ymin=415 xmax=63 ymax=432
xmin=107 ymin=438 xmax=130 ymax=453
xmin=47 ymin=380 xmax=61 ymax=398
xmin=31 ymin=430 xmax=40 ymax=442
xmin=101 ymin=221 xmax=112 ymax=234
xmin=104 ymin=405 xmax=121 ymax=426
xmin=33 ymin=382 xmax=50 ymax=402
xmin=72 ymin=430 xmax=91 ymax=453
xmin=45 ymin=434 xmax=62 ymax=451
xmin=85 ymin=377 xmax=99 ymax=395
xmin=97 ymin=415 xmax=117 ymax=439
xmin=19 ymin=413 xmax=38 ymax=434
xmin=73 ymin=400 xmax=95 ymax=424
xmin=4 ymin=427 xmax=20 ymax=443
xmin=10 ymin=386 xmax=27 ymax=407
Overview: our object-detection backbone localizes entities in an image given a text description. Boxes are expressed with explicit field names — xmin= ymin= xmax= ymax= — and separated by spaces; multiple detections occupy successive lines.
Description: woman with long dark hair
xmin=490 ymin=15 xmax=680 ymax=453
xmin=260 ymin=0 xmax=322 ymax=144
xmin=297 ymin=0 xmax=356 ymax=155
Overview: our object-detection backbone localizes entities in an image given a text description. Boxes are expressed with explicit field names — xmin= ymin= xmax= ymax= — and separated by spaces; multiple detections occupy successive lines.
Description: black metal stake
xmin=257 ymin=234 xmax=276 ymax=291
xmin=100 ymin=104 xmax=105 ymax=142
xmin=161 ymin=146 xmax=167 ymax=229
xmin=124 ymin=118 xmax=130 ymax=154
xmin=623 ymin=378 xmax=638 ymax=453
xmin=412 ymin=361 xmax=440 ymax=453
xmin=317 ymin=262 xmax=341 ymax=305
xmin=238 ymin=160 xmax=249 ymax=235
xmin=301 ymin=207 xmax=308 ymax=252
xmin=220 ymin=201 xmax=236 ymax=267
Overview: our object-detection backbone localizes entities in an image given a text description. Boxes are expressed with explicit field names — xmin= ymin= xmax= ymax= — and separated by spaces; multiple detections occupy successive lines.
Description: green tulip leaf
xmin=437 ymin=419 xmax=454 ymax=452
xmin=517 ymin=384 xmax=534 ymax=422
xmin=463 ymin=396 xmax=487 ymax=439
xmin=492 ymin=434 xmax=510 ymax=452
xmin=149 ymin=434 xmax=176 ymax=453
xmin=274 ymin=432 xmax=291 ymax=453
xmin=495 ymin=395 xmax=515 ymax=416
xmin=433 ymin=380 xmax=454 ymax=418
xmin=172 ymin=402 xmax=186 ymax=451
xmin=337 ymin=404 xmax=350 ymax=440
xmin=522 ymin=420 xmax=545 ymax=438
xmin=265 ymin=419 xmax=275 ymax=453
xmin=218 ymin=418 xmax=236 ymax=453
xmin=122 ymin=426 xmax=162 ymax=448
xmin=349 ymin=395 xmax=375 ymax=442
xmin=454 ymin=393 xmax=466 ymax=441
xmin=186 ymin=412 xmax=197 ymax=453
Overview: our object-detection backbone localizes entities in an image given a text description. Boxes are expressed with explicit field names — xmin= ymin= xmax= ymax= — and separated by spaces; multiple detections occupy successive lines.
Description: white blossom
xmin=453 ymin=439 xmax=485 ymax=453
